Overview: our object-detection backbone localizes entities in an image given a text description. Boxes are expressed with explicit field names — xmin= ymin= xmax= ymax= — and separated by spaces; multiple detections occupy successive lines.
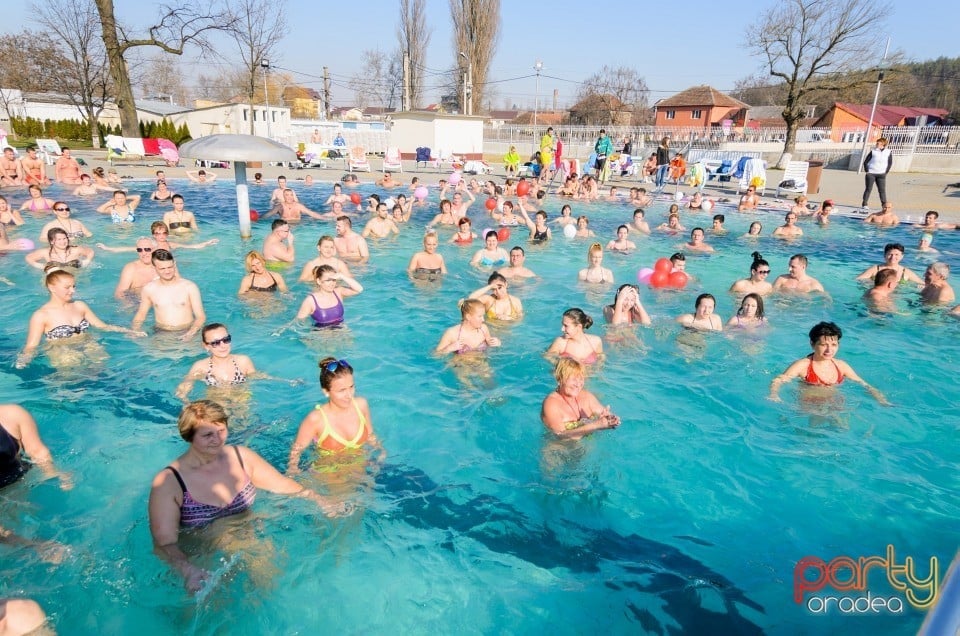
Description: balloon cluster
xmin=637 ymin=258 xmax=688 ymax=289
xmin=482 ymin=227 xmax=511 ymax=242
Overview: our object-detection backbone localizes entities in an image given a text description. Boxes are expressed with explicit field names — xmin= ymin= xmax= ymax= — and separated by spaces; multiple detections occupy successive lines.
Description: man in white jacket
xmin=861 ymin=137 xmax=893 ymax=211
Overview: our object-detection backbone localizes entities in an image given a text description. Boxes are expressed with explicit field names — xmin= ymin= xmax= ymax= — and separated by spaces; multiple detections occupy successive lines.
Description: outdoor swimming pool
xmin=0 ymin=178 xmax=956 ymax=634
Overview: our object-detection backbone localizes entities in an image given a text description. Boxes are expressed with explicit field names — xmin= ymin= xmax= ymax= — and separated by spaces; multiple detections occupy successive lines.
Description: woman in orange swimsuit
xmin=287 ymin=357 xmax=380 ymax=472
xmin=768 ymin=321 xmax=889 ymax=404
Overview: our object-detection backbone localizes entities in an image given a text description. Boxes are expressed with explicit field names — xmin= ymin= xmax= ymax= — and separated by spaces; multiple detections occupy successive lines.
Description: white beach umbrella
xmin=178 ymin=135 xmax=298 ymax=237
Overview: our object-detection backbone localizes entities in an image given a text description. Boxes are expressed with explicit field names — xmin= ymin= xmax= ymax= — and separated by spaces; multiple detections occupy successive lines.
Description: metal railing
xmin=484 ymin=124 xmax=960 ymax=157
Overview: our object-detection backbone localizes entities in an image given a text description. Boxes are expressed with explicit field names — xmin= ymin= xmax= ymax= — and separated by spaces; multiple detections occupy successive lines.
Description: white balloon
xmin=702 ymin=199 xmax=714 ymax=211
xmin=384 ymin=197 xmax=396 ymax=208
xmin=563 ymin=224 xmax=577 ymax=238
xmin=674 ymin=190 xmax=684 ymax=202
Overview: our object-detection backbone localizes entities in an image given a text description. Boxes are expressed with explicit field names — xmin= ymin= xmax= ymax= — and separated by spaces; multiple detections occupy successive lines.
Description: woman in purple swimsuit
xmin=291 ymin=264 xmax=363 ymax=328
xmin=148 ymin=400 xmax=348 ymax=592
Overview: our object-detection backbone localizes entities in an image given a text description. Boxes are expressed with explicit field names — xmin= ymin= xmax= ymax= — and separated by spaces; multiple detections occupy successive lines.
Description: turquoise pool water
xmin=1 ymin=178 xmax=957 ymax=634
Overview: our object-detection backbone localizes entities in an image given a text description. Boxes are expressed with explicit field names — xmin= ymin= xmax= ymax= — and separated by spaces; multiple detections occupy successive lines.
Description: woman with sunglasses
xmin=38 ymin=202 xmax=93 ymax=243
xmin=287 ymin=357 xmax=379 ymax=473
xmin=729 ymin=252 xmax=774 ymax=296
xmin=175 ymin=323 xmax=258 ymax=400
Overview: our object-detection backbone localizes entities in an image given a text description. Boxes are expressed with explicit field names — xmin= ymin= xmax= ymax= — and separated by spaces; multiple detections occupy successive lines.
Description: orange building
xmin=654 ymin=85 xmax=749 ymax=130
xmin=812 ymin=103 xmax=950 ymax=143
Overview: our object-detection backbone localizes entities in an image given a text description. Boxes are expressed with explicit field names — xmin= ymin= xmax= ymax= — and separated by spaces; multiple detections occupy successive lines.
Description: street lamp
xmin=533 ymin=60 xmax=543 ymax=128
xmin=458 ymin=52 xmax=472 ymax=115
xmin=260 ymin=59 xmax=271 ymax=139
xmin=858 ymin=38 xmax=890 ymax=175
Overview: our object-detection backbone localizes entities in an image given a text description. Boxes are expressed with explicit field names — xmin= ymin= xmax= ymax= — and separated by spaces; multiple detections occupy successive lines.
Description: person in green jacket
xmin=594 ymin=129 xmax=614 ymax=184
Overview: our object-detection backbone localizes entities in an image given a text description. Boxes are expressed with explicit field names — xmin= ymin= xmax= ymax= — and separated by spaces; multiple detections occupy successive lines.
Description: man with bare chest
xmin=20 ymin=146 xmax=50 ymax=186
xmin=131 ymin=249 xmax=205 ymax=340
xmin=114 ymin=238 xmax=160 ymax=298
xmin=334 ymin=215 xmax=369 ymax=263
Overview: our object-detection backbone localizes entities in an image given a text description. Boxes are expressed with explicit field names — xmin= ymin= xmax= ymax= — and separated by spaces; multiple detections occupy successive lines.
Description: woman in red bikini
xmin=768 ymin=321 xmax=889 ymax=404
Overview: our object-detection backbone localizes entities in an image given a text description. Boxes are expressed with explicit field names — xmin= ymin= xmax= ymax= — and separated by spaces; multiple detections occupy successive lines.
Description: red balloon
xmin=649 ymin=271 xmax=670 ymax=288
xmin=497 ymin=227 xmax=510 ymax=242
xmin=654 ymin=257 xmax=673 ymax=274
xmin=485 ymin=197 xmax=497 ymax=211
xmin=668 ymin=271 xmax=688 ymax=289
xmin=350 ymin=192 xmax=362 ymax=205
xmin=249 ymin=209 xmax=259 ymax=221
xmin=516 ymin=180 xmax=530 ymax=197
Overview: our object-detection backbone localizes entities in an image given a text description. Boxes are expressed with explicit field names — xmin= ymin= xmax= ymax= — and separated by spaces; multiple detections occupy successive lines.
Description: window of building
xmin=665 ymin=110 xmax=675 ymax=120
xmin=243 ymin=109 xmax=248 ymax=121
xmin=692 ymin=109 xmax=702 ymax=119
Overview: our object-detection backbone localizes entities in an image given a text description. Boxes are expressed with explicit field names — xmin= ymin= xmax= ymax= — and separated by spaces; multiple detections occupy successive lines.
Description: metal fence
xmin=484 ymin=124 xmax=960 ymax=156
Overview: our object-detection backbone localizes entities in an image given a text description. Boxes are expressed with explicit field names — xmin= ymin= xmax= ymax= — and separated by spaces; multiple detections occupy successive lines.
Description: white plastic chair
xmin=775 ymin=161 xmax=810 ymax=198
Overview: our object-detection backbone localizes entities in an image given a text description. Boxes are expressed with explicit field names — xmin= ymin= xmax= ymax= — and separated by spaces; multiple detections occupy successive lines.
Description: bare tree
xmin=224 ymin=0 xmax=288 ymax=134
xmin=397 ymin=0 xmax=431 ymax=109
xmin=196 ymin=68 xmax=248 ymax=103
xmin=139 ymin=54 xmax=192 ymax=107
xmin=0 ymin=31 xmax=64 ymax=126
xmin=574 ymin=66 xmax=651 ymax=125
xmin=745 ymin=0 xmax=892 ymax=165
xmin=349 ymin=50 xmax=402 ymax=111
xmin=93 ymin=0 xmax=232 ymax=136
xmin=450 ymin=0 xmax=501 ymax=115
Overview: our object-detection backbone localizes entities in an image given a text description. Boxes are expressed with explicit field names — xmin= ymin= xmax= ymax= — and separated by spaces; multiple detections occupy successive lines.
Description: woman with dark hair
xmin=176 ymin=323 xmax=259 ymax=400
xmin=676 ymin=293 xmax=723 ymax=331
xmin=854 ymin=243 xmax=923 ymax=285
xmin=545 ymin=308 xmax=603 ymax=364
xmin=769 ymin=322 xmax=888 ymax=404
xmin=729 ymin=252 xmax=773 ymax=296
xmin=727 ymin=293 xmax=766 ymax=329
xmin=38 ymin=202 xmax=92 ymax=243
xmin=287 ymin=357 xmax=380 ymax=472
xmin=468 ymin=272 xmax=523 ymax=321
xmin=604 ymin=284 xmax=651 ymax=326
xmin=290 ymin=264 xmax=363 ymax=329
xmin=25 ymin=228 xmax=94 ymax=270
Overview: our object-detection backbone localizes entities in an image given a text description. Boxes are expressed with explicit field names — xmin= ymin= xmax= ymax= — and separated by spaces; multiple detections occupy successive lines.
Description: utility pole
xmin=323 ymin=66 xmax=331 ymax=121
xmin=403 ymin=52 xmax=411 ymax=111
xmin=467 ymin=63 xmax=473 ymax=115
xmin=261 ymin=59 xmax=271 ymax=138
xmin=533 ymin=60 xmax=543 ymax=128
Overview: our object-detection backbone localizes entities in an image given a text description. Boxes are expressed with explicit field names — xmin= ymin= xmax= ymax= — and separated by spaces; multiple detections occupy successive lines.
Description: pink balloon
xmin=449 ymin=172 xmax=462 ymax=185
xmin=414 ymin=186 xmax=428 ymax=200
xmin=637 ymin=267 xmax=654 ymax=284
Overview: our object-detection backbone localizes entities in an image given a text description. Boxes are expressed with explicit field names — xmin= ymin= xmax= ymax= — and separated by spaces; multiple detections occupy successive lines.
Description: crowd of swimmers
xmin=1 ymin=153 xmax=957 ymax=626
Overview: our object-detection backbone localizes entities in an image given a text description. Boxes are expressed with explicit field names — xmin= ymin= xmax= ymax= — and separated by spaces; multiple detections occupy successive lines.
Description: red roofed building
xmin=812 ymin=102 xmax=950 ymax=142
xmin=654 ymin=85 xmax=749 ymax=129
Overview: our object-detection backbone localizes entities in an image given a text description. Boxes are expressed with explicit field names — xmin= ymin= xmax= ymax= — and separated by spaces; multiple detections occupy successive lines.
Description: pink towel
xmin=157 ymin=138 xmax=179 ymax=164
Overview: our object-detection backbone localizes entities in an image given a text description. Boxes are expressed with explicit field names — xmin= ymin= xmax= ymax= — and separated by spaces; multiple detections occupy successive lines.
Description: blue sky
xmin=6 ymin=0 xmax=959 ymax=109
